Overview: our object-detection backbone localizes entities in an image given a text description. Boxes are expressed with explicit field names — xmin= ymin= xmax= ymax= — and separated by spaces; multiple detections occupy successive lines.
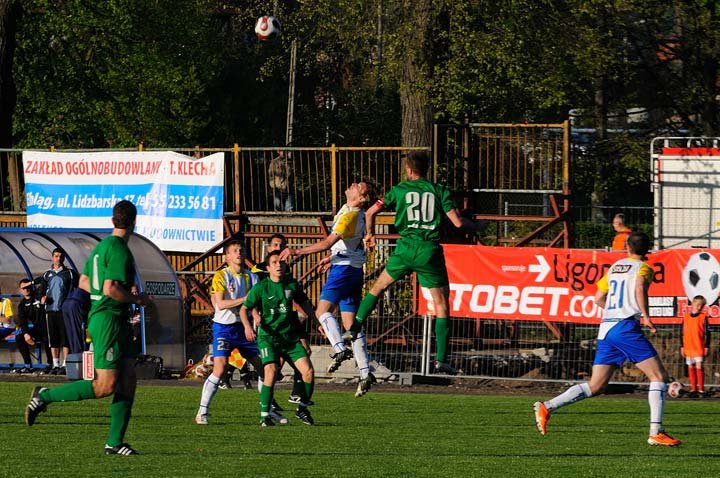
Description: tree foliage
xmin=4 ymin=0 xmax=720 ymax=205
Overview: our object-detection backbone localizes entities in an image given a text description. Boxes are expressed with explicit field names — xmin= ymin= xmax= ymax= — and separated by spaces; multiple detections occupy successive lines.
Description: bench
xmin=0 ymin=330 xmax=47 ymax=370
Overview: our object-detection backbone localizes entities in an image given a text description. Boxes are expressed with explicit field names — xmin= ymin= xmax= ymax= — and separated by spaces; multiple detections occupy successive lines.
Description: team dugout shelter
xmin=0 ymin=229 xmax=183 ymax=369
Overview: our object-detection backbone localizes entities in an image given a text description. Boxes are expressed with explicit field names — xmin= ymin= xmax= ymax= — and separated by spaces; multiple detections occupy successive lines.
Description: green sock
xmin=352 ymin=293 xmax=379 ymax=332
xmin=300 ymin=380 xmax=314 ymax=405
xmin=435 ymin=317 xmax=449 ymax=363
xmin=260 ymin=384 xmax=273 ymax=415
xmin=107 ymin=393 xmax=133 ymax=447
xmin=40 ymin=380 xmax=95 ymax=404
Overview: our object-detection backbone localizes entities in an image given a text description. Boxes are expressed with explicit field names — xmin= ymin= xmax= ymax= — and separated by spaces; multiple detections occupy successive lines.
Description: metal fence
xmin=0 ymin=146 xmax=427 ymax=215
xmin=178 ymin=239 xmax=720 ymax=387
xmin=438 ymin=320 xmax=719 ymax=386
xmin=278 ymin=241 xmax=719 ymax=386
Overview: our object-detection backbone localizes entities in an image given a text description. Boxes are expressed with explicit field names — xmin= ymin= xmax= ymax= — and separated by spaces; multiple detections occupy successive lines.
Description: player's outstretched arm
xmin=446 ymin=208 xmax=482 ymax=232
xmin=364 ymin=202 xmax=383 ymax=250
xmin=79 ymin=274 xmax=91 ymax=293
xmin=280 ymin=234 xmax=340 ymax=261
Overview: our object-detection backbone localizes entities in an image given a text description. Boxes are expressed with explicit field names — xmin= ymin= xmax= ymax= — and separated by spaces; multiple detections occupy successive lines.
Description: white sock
xmin=257 ymin=375 xmax=264 ymax=393
xmin=53 ymin=358 xmax=60 ymax=367
xmin=545 ymin=383 xmax=592 ymax=412
xmin=648 ymin=381 xmax=667 ymax=436
xmin=198 ymin=374 xmax=221 ymax=415
xmin=352 ymin=330 xmax=370 ymax=379
xmin=319 ymin=312 xmax=345 ymax=353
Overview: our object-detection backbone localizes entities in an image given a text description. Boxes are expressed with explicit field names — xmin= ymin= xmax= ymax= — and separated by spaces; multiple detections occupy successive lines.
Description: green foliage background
xmin=7 ymin=0 xmax=720 ymax=206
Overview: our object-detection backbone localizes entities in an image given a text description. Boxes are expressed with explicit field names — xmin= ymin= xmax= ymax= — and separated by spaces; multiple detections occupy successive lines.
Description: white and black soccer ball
xmin=667 ymin=381 xmax=683 ymax=399
xmin=255 ymin=15 xmax=281 ymax=41
xmin=194 ymin=364 xmax=209 ymax=379
xmin=682 ymin=252 xmax=720 ymax=306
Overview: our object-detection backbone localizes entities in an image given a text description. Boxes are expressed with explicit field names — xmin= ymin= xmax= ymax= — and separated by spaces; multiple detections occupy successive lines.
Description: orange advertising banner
xmin=417 ymin=245 xmax=720 ymax=325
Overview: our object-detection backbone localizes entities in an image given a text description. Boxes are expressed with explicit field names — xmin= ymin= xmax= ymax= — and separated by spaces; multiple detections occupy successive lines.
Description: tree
xmin=12 ymin=0 xmax=227 ymax=148
xmin=0 ymin=0 xmax=18 ymax=148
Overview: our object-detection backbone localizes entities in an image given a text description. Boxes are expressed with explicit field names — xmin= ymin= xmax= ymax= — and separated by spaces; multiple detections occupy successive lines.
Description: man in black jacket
xmin=15 ymin=279 xmax=49 ymax=373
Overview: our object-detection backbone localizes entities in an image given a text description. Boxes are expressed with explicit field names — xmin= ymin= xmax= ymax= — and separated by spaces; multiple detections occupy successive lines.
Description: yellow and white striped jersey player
xmin=196 ymin=240 xmax=287 ymax=425
xmin=534 ymin=232 xmax=681 ymax=446
xmin=281 ymin=181 xmax=378 ymax=397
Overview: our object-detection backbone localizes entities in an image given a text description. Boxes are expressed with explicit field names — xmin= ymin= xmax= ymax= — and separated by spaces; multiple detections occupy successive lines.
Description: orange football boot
xmin=533 ymin=401 xmax=550 ymax=436
xmin=647 ymin=431 xmax=681 ymax=446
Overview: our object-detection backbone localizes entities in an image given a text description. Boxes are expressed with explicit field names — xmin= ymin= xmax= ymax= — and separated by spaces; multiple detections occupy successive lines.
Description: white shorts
xmin=685 ymin=356 xmax=704 ymax=365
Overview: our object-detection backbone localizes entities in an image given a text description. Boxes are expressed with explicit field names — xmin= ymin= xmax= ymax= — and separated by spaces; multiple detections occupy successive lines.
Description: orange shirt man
xmin=611 ymin=213 xmax=632 ymax=251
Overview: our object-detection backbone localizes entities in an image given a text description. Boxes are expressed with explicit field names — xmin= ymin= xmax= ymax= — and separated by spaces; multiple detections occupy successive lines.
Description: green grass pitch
xmin=2 ymin=381 xmax=719 ymax=478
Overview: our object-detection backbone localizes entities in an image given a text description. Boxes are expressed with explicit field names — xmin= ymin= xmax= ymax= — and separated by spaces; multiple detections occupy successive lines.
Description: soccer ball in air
xmin=682 ymin=252 xmax=720 ymax=306
xmin=667 ymin=381 xmax=683 ymax=399
xmin=255 ymin=15 xmax=281 ymax=41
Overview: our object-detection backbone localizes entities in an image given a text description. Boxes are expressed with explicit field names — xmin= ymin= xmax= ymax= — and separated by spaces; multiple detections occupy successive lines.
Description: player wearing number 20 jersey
xmin=381 ymin=178 xmax=455 ymax=244
xmin=379 ymin=177 xmax=456 ymax=288
xmin=352 ymin=152 xmax=480 ymax=375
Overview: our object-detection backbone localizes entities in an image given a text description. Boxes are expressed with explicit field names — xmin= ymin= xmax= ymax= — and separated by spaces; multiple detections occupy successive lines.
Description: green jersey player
xmin=25 ymin=200 xmax=153 ymax=455
xmin=351 ymin=151 xmax=479 ymax=374
xmin=240 ymin=251 xmax=317 ymax=426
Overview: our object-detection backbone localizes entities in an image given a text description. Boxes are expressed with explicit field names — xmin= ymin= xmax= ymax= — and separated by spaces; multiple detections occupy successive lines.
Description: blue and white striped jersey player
xmin=281 ymin=181 xmax=378 ymax=397
xmin=195 ymin=240 xmax=286 ymax=425
xmin=534 ymin=232 xmax=680 ymax=446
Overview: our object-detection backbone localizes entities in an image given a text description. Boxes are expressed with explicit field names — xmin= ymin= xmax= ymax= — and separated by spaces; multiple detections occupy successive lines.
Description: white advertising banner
xmin=23 ymin=151 xmax=224 ymax=252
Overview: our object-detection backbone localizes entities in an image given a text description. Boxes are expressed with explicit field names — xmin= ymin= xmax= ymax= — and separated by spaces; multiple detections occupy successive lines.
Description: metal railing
xmin=0 ymin=146 xmax=428 ymax=215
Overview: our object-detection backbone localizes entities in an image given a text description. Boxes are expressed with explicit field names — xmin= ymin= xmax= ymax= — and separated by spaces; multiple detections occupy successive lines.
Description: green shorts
xmin=385 ymin=238 xmax=449 ymax=288
xmin=87 ymin=312 xmax=137 ymax=370
xmin=257 ymin=333 xmax=308 ymax=366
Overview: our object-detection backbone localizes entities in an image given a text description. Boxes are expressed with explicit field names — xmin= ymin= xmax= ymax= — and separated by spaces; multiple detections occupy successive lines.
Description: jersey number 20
xmin=406 ymin=192 xmax=436 ymax=223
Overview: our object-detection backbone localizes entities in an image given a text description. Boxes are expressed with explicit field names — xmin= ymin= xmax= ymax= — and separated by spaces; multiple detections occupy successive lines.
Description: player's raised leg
xmin=533 ymin=364 xmax=613 ymax=436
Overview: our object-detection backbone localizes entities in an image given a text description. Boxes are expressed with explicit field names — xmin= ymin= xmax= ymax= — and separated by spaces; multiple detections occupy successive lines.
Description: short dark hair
xmin=266 ymin=250 xmax=281 ymax=259
xmin=404 ymin=151 xmax=430 ymax=177
xmin=626 ymin=232 xmax=650 ymax=256
xmin=359 ymin=180 xmax=378 ymax=209
xmin=19 ymin=278 xmax=32 ymax=287
xmin=226 ymin=239 xmax=244 ymax=251
xmin=269 ymin=233 xmax=287 ymax=245
xmin=52 ymin=247 xmax=65 ymax=257
xmin=112 ymin=200 xmax=137 ymax=229
xmin=693 ymin=295 xmax=707 ymax=305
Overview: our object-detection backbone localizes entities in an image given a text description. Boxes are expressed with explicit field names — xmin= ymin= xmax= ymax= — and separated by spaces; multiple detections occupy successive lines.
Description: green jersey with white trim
xmin=244 ymin=276 xmax=308 ymax=339
xmin=381 ymin=178 xmax=455 ymax=243
xmin=83 ymin=235 xmax=136 ymax=317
